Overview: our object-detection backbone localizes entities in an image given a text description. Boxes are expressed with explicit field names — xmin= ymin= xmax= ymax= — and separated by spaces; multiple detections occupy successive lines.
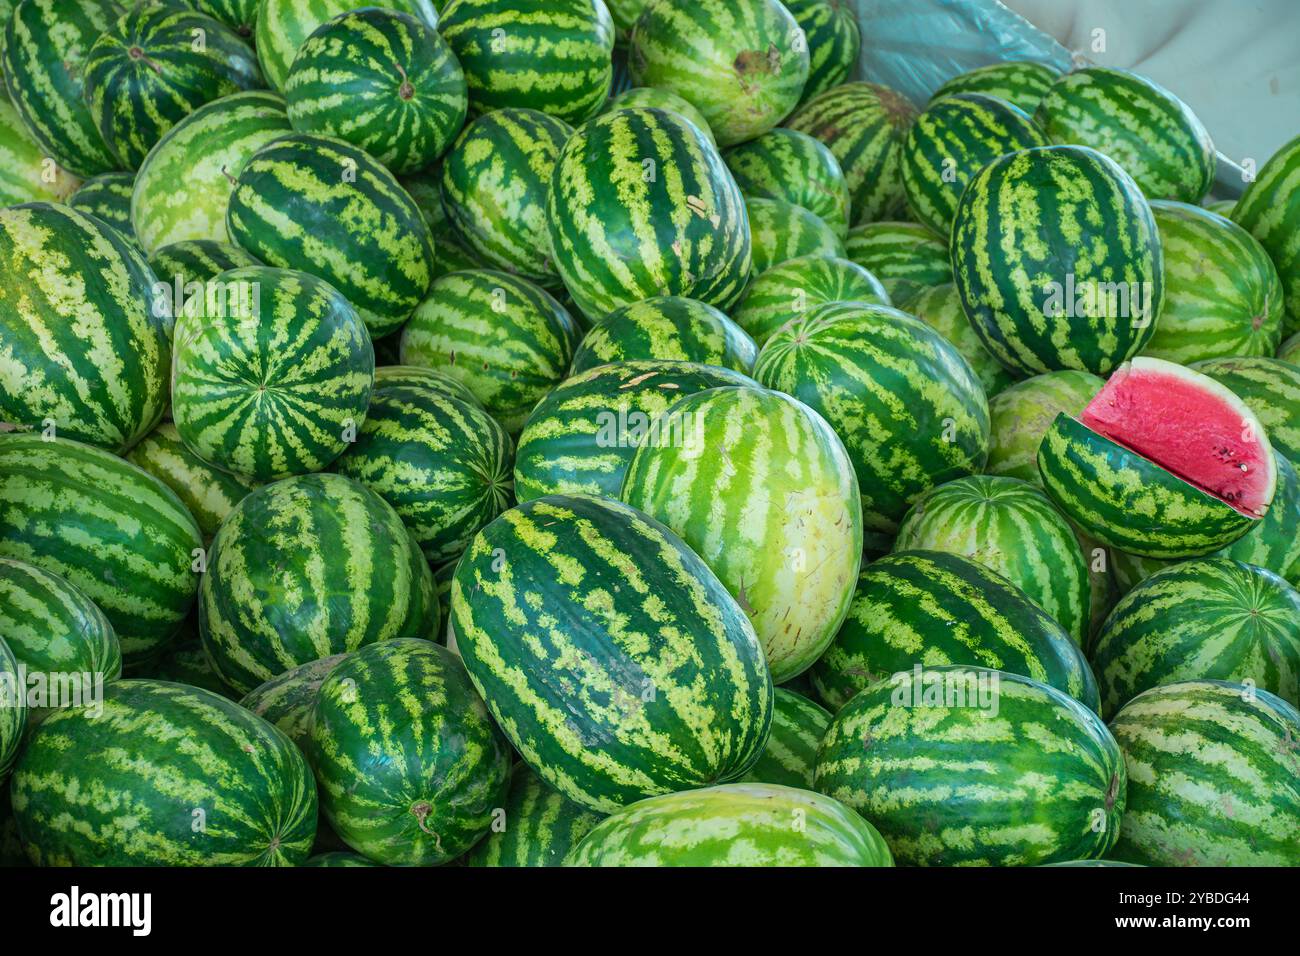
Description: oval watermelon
xmin=844 ymin=220 xmax=951 ymax=303
xmin=0 ymin=98 xmax=82 ymax=206
xmin=725 ymin=128 xmax=851 ymax=237
xmin=784 ymin=0 xmax=860 ymax=105
xmin=463 ymin=765 xmax=607 ymax=867
xmin=238 ymin=653 xmax=348 ymax=751
xmin=740 ymin=688 xmax=831 ymax=790
xmin=570 ymin=295 xmax=758 ymax=375
xmin=931 ymin=61 xmax=1060 ymax=115
xmin=68 ymin=171 xmax=140 ymax=250
xmin=374 ymin=364 xmax=484 ymax=407
xmin=746 ymin=196 xmax=845 ymax=276
xmin=732 ymin=254 xmax=889 ymax=346
xmin=899 ymin=283 xmax=1018 ymax=397
xmin=1232 ymin=132 xmax=1300 ymax=335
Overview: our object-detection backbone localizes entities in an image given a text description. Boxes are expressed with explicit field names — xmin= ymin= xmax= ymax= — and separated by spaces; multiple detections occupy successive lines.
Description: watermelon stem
xmin=127 ymin=45 xmax=163 ymax=77
xmin=393 ymin=62 xmax=414 ymax=102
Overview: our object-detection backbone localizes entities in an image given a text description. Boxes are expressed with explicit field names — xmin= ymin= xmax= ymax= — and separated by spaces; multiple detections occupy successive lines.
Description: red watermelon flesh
xmin=1080 ymin=357 xmax=1276 ymax=517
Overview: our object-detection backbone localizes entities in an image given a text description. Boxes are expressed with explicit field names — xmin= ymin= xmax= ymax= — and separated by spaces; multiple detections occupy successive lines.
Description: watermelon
xmin=783 ymin=82 xmax=916 ymax=225
xmin=1 ymin=0 xmax=119 ymax=177
xmin=1038 ymin=358 xmax=1277 ymax=558
xmin=239 ymin=654 xmax=347 ymax=751
xmin=198 ymin=473 xmax=436 ymax=694
xmin=0 ymin=434 xmax=201 ymax=661
xmin=1281 ymin=333 xmax=1300 ymax=364
xmin=0 ymin=558 xmax=122 ymax=695
xmin=439 ymin=0 xmax=615 ymax=125
xmin=451 ymin=493 xmax=773 ymax=810
xmin=374 ymin=364 xmax=484 ymax=407
xmin=254 ymin=0 xmax=440 ymax=93
xmin=986 ymin=370 xmax=1105 ymax=485
xmin=812 ymin=550 xmax=1097 ymax=713
xmin=1139 ymin=201 xmax=1284 ymax=364
xmin=754 ymin=301 xmax=990 ymax=533
xmin=0 ymin=632 xmax=25 ymax=780
xmin=931 ymin=61 xmax=1060 ymax=115
xmin=226 ymin=131 xmax=436 ymax=337
xmin=732 ymin=254 xmax=888 ymax=345
xmin=1092 ymin=558 xmax=1300 ymax=717
xmin=171 ymin=265 xmax=375 ymax=481
xmin=1035 ymin=67 xmax=1216 ymax=204
xmin=1194 ymin=356 xmax=1300 ymax=462
xmin=463 ymin=764 xmax=606 ymax=867
xmin=952 ymin=145 xmax=1164 ymax=377
xmin=622 ymin=385 xmax=861 ymax=681
xmin=11 ymin=679 xmax=317 ymax=865
xmin=192 ymin=0 xmax=258 ymax=37
xmin=901 ymin=92 xmax=1048 ymax=237
xmin=68 ymin=172 xmax=139 ymax=249
xmin=1109 ymin=680 xmax=1299 ymax=866
xmin=309 ymin=638 xmax=511 ymax=865
xmin=725 ymin=128 xmax=851 ymax=237
xmin=627 ymin=0 xmax=809 ymax=148
xmin=125 ymin=421 xmax=261 ymax=541
xmin=570 ymin=295 xmax=758 ymax=375
xmin=0 ymin=202 xmax=170 ymax=451
xmin=140 ymin=632 xmax=237 ymax=701
xmin=149 ymin=239 xmax=261 ymax=294
xmin=746 ymin=196 xmax=845 ymax=276
xmin=301 ymin=852 xmax=378 ymax=867
xmin=131 ymin=90 xmax=292 ymax=254
xmin=439 ymin=108 xmax=572 ymax=286
xmin=546 ymin=106 xmax=752 ymax=321
xmin=844 ymin=220 xmax=950 ymax=303
xmin=333 ymin=385 xmax=514 ymax=565
xmin=815 ymin=665 xmax=1125 ymax=866
xmin=1232 ymin=133 xmax=1300 ymax=334
xmin=0 ymin=98 xmax=81 ymax=205
xmin=899 ymin=283 xmax=1018 ymax=397
xmin=285 ymin=8 xmax=467 ymax=175
xmin=604 ymin=86 xmax=715 ymax=144
xmin=567 ymin=782 xmax=893 ymax=867
xmin=398 ymin=269 xmax=581 ymax=435
xmin=513 ymin=360 xmax=756 ymax=502
xmin=784 ymin=0 xmax=860 ymax=105
xmin=83 ymin=5 xmax=262 ymax=169
xmin=740 ymin=688 xmax=830 ymax=789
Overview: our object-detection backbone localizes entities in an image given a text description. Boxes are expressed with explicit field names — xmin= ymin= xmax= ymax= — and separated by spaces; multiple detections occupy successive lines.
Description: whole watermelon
xmin=239 ymin=654 xmax=348 ymax=751
xmin=900 ymin=283 xmax=1018 ymax=398
xmin=745 ymin=196 xmax=845 ymax=276
xmin=570 ymin=295 xmax=758 ymax=375
xmin=844 ymin=220 xmax=951 ymax=303
xmin=0 ymin=98 xmax=82 ymax=206
xmin=724 ymin=128 xmax=851 ymax=236
xmin=931 ymin=61 xmax=1060 ymax=115
xmin=463 ymin=765 xmax=607 ymax=867
xmin=740 ymin=688 xmax=831 ymax=790
xmin=784 ymin=0 xmax=860 ymax=105
xmin=1232 ymin=133 xmax=1300 ymax=335
xmin=732 ymin=254 xmax=889 ymax=346
xmin=985 ymin=370 xmax=1105 ymax=485
xmin=68 ymin=172 xmax=139 ymax=251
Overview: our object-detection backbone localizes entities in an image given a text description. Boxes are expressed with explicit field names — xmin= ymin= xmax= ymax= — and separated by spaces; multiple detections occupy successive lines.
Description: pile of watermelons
xmin=0 ymin=0 xmax=1297 ymax=869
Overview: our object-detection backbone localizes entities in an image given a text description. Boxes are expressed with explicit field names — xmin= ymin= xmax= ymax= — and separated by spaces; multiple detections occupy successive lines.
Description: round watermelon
xmin=374 ymin=364 xmax=484 ymax=407
xmin=1232 ymin=133 xmax=1300 ymax=335
xmin=740 ymin=688 xmax=831 ymax=790
xmin=844 ymin=220 xmax=951 ymax=303
xmin=603 ymin=86 xmax=715 ymax=144
xmin=732 ymin=254 xmax=889 ymax=346
xmin=68 ymin=171 xmax=139 ymax=250
xmin=986 ymin=370 xmax=1104 ymax=485
xmin=570 ymin=295 xmax=758 ymax=374
xmin=746 ymin=196 xmax=845 ymax=276
xmin=239 ymin=654 xmax=348 ymax=751
xmin=931 ymin=61 xmax=1059 ymax=115
xmin=784 ymin=0 xmax=860 ymax=105
xmin=463 ymin=765 xmax=607 ymax=867
xmin=725 ymin=128 xmax=851 ymax=237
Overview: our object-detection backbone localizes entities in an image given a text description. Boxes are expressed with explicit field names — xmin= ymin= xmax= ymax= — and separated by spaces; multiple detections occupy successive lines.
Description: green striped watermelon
xmin=451 ymin=493 xmax=774 ymax=810
xmin=309 ymin=638 xmax=511 ymax=865
xmin=815 ymin=665 xmax=1125 ymax=866
xmin=952 ymin=145 xmax=1163 ymax=376
xmin=622 ymin=385 xmax=861 ymax=681
xmin=931 ymin=61 xmax=1060 ymax=115
xmin=604 ymin=86 xmax=715 ymax=144
xmin=0 ymin=98 xmax=81 ymax=205
xmin=900 ymin=283 xmax=1018 ymax=397
xmin=812 ymin=550 xmax=1097 ymax=713
xmin=740 ymin=688 xmax=830 ymax=789
xmin=149 ymin=239 xmax=260 ymax=288
xmin=725 ymin=128 xmax=850 ymax=237
xmin=439 ymin=0 xmax=614 ymax=124
xmin=125 ymin=421 xmax=261 ymax=541
xmin=198 ymin=473 xmax=436 ymax=694
xmin=301 ymin=852 xmax=378 ymax=867
xmin=1232 ymin=133 xmax=1300 ymax=335
xmin=783 ymin=82 xmax=916 ymax=225
xmin=844 ymin=220 xmax=950 ymax=303
xmin=1109 ymin=680 xmax=1299 ymax=866
xmin=0 ymin=434 xmax=201 ymax=662
xmin=567 ymin=782 xmax=893 ymax=867
xmin=11 ymin=679 xmax=317 ymax=865
xmin=374 ymin=364 xmax=484 ymax=407
xmin=546 ymin=106 xmax=752 ymax=321
xmin=901 ymin=92 xmax=1048 ymax=237
xmin=171 ymin=265 xmax=375 ymax=481
xmin=513 ymin=360 xmax=756 ymax=502
xmin=732 ymin=254 xmax=888 ymax=345
xmin=1035 ymin=67 xmax=1215 ymax=204
xmin=285 ymin=8 xmax=467 ymax=175
xmin=0 ymin=632 xmax=25 ymax=780
xmin=1281 ymin=333 xmax=1300 ymax=364
xmin=627 ymin=0 xmax=808 ymax=147
xmin=132 ymin=90 xmax=292 ymax=254
xmin=226 ymin=131 xmax=436 ymax=337
xmin=746 ymin=196 xmax=845 ymax=276
xmin=986 ymin=370 xmax=1105 ymax=485
xmin=0 ymin=202 xmax=170 ymax=451
xmin=399 ymin=269 xmax=581 ymax=435
xmin=1139 ymin=201 xmax=1284 ymax=363
xmin=1092 ymin=558 xmax=1300 ymax=717
xmin=239 ymin=653 xmax=347 ymax=750
xmin=192 ymin=0 xmax=258 ymax=37
xmin=83 ymin=5 xmax=262 ymax=169
xmin=784 ymin=0 xmax=860 ymax=105
xmin=68 ymin=171 xmax=139 ymax=249
xmin=570 ymin=295 xmax=757 ymax=375
xmin=1 ymin=0 xmax=119 ymax=177
xmin=754 ymin=301 xmax=990 ymax=533
xmin=463 ymin=764 xmax=606 ymax=867
xmin=1194 ymin=356 xmax=1300 ymax=462
xmin=439 ymin=107 xmax=572 ymax=286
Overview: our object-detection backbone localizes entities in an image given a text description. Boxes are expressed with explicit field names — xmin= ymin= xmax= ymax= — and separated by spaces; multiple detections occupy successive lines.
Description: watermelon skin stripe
xmin=844 ymin=220 xmax=951 ymax=304
xmin=746 ymin=196 xmax=845 ymax=277
xmin=784 ymin=0 xmax=860 ymax=106
xmin=1109 ymin=680 xmax=1300 ymax=866
xmin=68 ymin=172 xmax=139 ymax=249
xmin=239 ymin=654 xmax=347 ymax=751
xmin=900 ymin=283 xmax=1018 ymax=398
xmin=815 ymin=665 xmax=1125 ymax=866
xmin=1193 ymin=356 xmax=1300 ymax=464
xmin=226 ymin=132 xmax=436 ymax=337
xmin=1280 ymin=333 xmax=1300 ymax=364
xmin=603 ymin=86 xmax=714 ymax=145
xmin=732 ymin=254 xmax=889 ymax=346
xmin=149 ymin=239 xmax=260 ymax=292
xmin=1232 ymin=133 xmax=1300 ymax=334
xmin=0 ymin=98 xmax=82 ymax=206
xmin=1 ymin=0 xmax=119 ymax=177
xmin=0 ymin=435 xmax=203 ymax=661
xmin=570 ymin=295 xmax=758 ymax=375
xmin=451 ymin=493 xmax=774 ymax=812
xmin=724 ymin=128 xmax=851 ymax=237
xmin=192 ymin=0 xmax=258 ymax=36
xmin=739 ymin=688 xmax=830 ymax=790
xmin=463 ymin=764 xmax=606 ymax=867
xmin=374 ymin=364 xmax=484 ymax=407
xmin=11 ymin=679 xmax=317 ymax=866
xmin=931 ymin=61 xmax=1059 ymax=116
xmin=0 ymin=634 xmax=25 ymax=780
xmin=566 ymin=782 xmax=894 ymax=867
xmin=0 ymin=202 xmax=171 ymax=451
